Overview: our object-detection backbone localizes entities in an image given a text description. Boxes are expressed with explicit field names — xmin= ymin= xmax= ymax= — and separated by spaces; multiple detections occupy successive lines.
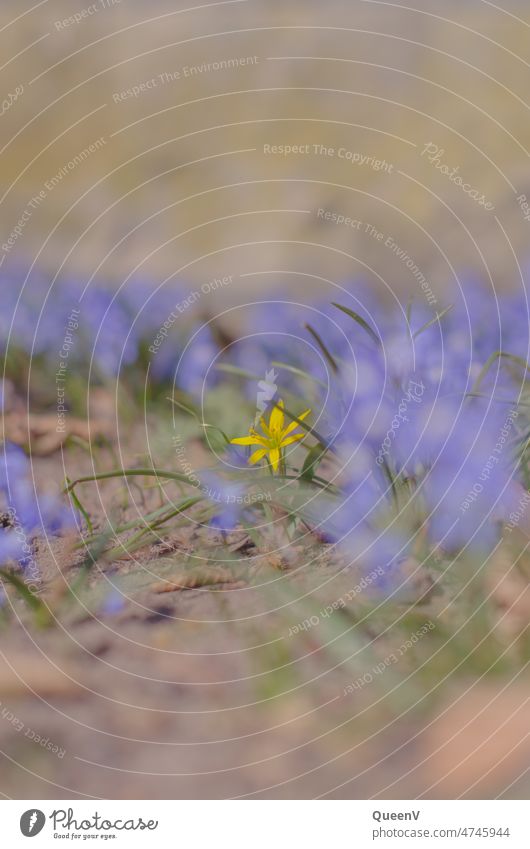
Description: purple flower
xmin=100 ymin=589 xmax=125 ymax=616
xmin=200 ymin=472 xmax=248 ymax=533
xmin=0 ymin=444 xmax=79 ymax=567
xmin=177 ymin=325 xmax=219 ymax=398
xmin=0 ymin=528 xmax=29 ymax=567
xmin=421 ymin=401 xmax=520 ymax=551
xmin=222 ymin=444 xmax=251 ymax=470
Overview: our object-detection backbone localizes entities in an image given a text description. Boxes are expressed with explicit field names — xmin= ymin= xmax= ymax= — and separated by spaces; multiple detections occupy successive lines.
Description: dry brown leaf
xmin=152 ymin=568 xmax=238 ymax=592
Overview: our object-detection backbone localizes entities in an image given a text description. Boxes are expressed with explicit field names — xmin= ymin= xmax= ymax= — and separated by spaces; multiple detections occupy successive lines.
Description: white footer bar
xmin=2 ymin=799 xmax=527 ymax=848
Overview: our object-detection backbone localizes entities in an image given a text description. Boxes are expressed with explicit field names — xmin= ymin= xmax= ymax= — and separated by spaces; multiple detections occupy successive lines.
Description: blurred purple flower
xmin=100 ymin=588 xmax=126 ymax=616
xmin=200 ymin=472 xmax=248 ymax=533
xmin=0 ymin=443 xmax=79 ymax=568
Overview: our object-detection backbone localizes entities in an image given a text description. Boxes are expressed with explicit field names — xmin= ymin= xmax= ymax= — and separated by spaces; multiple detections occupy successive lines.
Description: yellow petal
xmin=269 ymin=447 xmax=280 ymax=471
xmin=281 ymin=409 xmax=311 ymax=439
xmin=259 ymin=416 xmax=271 ymax=436
xmin=249 ymin=448 xmax=268 ymax=465
xmin=280 ymin=433 xmax=305 ymax=448
xmin=268 ymin=400 xmax=284 ymax=434
xmin=231 ymin=436 xmax=262 ymax=446
xmin=249 ymin=427 xmax=270 ymax=445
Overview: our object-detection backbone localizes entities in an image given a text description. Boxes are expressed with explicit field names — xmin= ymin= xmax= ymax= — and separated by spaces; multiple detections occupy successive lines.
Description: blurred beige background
xmin=1 ymin=0 xmax=530 ymax=305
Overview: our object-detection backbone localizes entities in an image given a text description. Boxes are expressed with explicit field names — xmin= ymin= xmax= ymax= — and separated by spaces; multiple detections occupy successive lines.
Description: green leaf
xmin=301 ymin=444 xmax=326 ymax=482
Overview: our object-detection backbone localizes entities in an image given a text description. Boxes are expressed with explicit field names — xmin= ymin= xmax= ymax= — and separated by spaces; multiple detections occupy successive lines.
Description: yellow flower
xmin=231 ymin=400 xmax=311 ymax=472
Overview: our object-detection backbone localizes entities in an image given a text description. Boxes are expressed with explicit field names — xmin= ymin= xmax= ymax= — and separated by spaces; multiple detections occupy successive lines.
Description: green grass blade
xmin=470 ymin=351 xmax=530 ymax=395
xmin=214 ymin=363 xmax=262 ymax=381
xmin=65 ymin=476 xmax=93 ymax=533
xmin=65 ymin=468 xmax=193 ymax=495
xmin=271 ymin=361 xmax=327 ymax=389
xmin=166 ymin=396 xmax=230 ymax=443
xmin=304 ymin=323 xmax=339 ymax=373
xmin=276 ymin=401 xmax=334 ymax=454
xmin=0 ymin=568 xmax=52 ymax=628
xmin=412 ymin=304 xmax=454 ymax=339
xmin=332 ymin=302 xmax=381 ymax=347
